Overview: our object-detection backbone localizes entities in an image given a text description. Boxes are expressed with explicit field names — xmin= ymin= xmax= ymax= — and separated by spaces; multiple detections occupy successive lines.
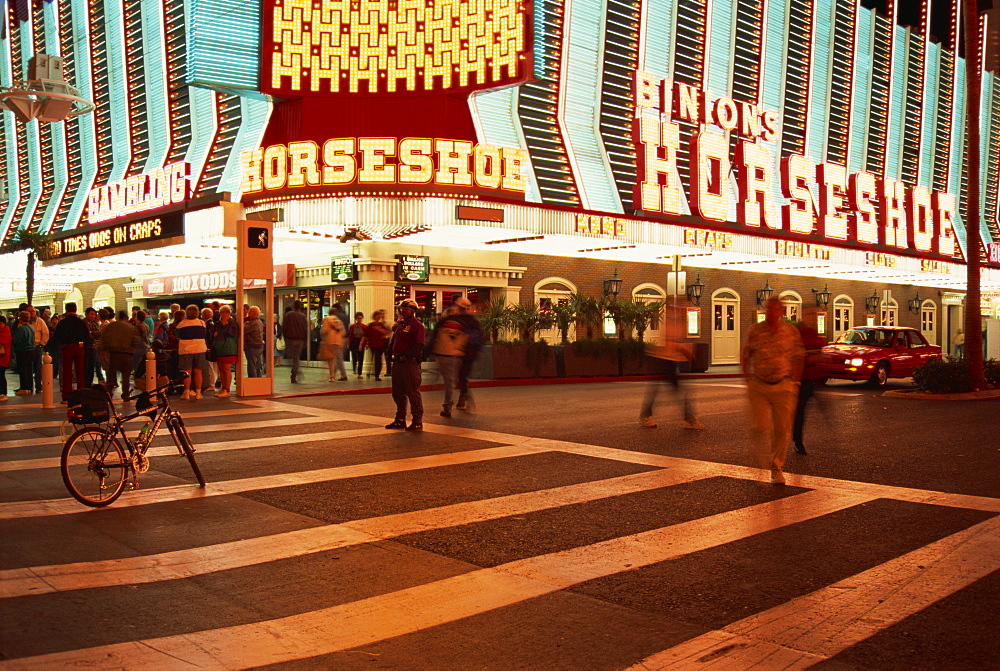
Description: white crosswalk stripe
xmin=1 ymin=398 xmax=996 ymax=669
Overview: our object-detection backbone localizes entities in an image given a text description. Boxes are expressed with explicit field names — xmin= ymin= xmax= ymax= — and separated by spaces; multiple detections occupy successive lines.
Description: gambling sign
xmin=395 ymin=254 xmax=430 ymax=282
xmin=47 ymin=211 xmax=185 ymax=263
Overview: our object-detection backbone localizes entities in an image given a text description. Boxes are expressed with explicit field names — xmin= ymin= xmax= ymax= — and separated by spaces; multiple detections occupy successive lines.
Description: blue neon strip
xmin=472 ymin=88 xmax=542 ymax=202
xmin=61 ymin=0 xmax=97 ymax=231
xmin=807 ymin=0 xmax=832 ymax=162
xmin=187 ymin=0 xmax=261 ymax=90
xmin=949 ymin=64 xmax=967 ymax=254
xmin=219 ymin=96 xmax=271 ymax=196
xmin=37 ymin=0 xmax=67 ymax=233
xmin=919 ymin=41 xmax=939 ymax=189
xmin=883 ymin=26 xmax=907 ymax=179
xmin=16 ymin=23 xmax=42 ymax=232
xmin=705 ymin=0 xmax=731 ymax=97
xmin=104 ymin=0 xmax=131 ymax=183
xmin=142 ymin=0 xmax=170 ymax=170
xmin=641 ymin=0 xmax=674 ymax=78
xmin=0 ymin=29 xmax=19 ymax=241
xmin=184 ymin=86 xmax=217 ymax=192
xmin=849 ymin=8 xmax=874 ymax=174
xmin=760 ymin=0 xmax=787 ymax=112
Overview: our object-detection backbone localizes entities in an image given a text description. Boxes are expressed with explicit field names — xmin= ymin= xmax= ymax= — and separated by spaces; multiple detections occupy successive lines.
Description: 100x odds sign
xmin=632 ymin=72 xmax=962 ymax=261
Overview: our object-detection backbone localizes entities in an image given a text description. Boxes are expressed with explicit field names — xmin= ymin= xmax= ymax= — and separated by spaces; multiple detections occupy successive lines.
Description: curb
xmin=881 ymin=388 xmax=1000 ymax=401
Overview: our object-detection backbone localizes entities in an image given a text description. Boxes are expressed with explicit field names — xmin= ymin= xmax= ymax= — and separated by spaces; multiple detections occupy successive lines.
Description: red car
xmin=819 ymin=326 xmax=943 ymax=387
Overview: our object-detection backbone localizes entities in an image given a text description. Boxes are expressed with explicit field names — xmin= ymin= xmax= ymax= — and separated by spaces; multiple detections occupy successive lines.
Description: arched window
xmin=832 ymin=295 xmax=853 ymax=339
xmin=920 ymin=299 xmax=937 ymax=344
xmin=633 ymin=283 xmax=666 ymax=342
xmin=92 ymin=284 xmax=116 ymax=312
xmin=63 ymin=288 xmax=84 ymax=310
xmin=534 ymin=278 xmax=575 ymax=343
xmin=778 ymin=290 xmax=802 ymax=322
xmin=880 ymin=298 xmax=898 ymax=326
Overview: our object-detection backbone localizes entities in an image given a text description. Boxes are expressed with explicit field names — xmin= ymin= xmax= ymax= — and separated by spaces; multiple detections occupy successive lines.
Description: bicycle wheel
xmin=61 ymin=428 xmax=129 ymax=507
xmin=170 ymin=418 xmax=206 ymax=487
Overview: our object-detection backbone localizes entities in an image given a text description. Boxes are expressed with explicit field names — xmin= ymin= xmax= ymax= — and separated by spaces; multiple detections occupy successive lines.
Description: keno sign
xmin=632 ymin=72 xmax=961 ymax=260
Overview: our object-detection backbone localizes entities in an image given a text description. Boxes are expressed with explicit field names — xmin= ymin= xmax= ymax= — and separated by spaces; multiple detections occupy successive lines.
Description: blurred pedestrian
xmin=320 ymin=311 xmax=347 ymax=382
xmin=385 ymin=299 xmax=425 ymax=431
xmin=244 ymin=306 xmax=265 ymax=378
xmin=430 ymin=297 xmax=481 ymax=416
xmin=100 ymin=311 xmax=138 ymax=403
xmin=364 ymin=310 xmax=391 ymax=381
xmin=53 ymin=302 xmax=92 ymax=404
xmin=282 ymin=301 xmax=308 ymax=383
xmin=200 ymin=307 xmax=216 ymax=390
xmin=176 ymin=304 xmax=208 ymax=400
xmin=83 ymin=307 xmax=106 ymax=386
xmin=954 ymin=329 xmax=965 ymax=359
xmin=347 ymin=312 xmax=367 ymax=379
xmin=13 ymin=311 xmax=36 ymax=396
xmin=26 ymin=305 xmax=48 ymax=393
xmin=211 ymin=305 xmax=239 ymax=397
xmin=792 ymin=307 xmax=827 ymax=455
xmin=741 ymin=296 xmax=805 ymax=484
xmin=639 ymin=302 xmax=703 ymax=429
xmin=0 ymin=315 xmax=11 ymax=402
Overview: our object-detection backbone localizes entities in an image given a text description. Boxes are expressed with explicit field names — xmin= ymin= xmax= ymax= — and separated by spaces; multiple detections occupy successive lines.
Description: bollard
xmin=145 ymin=350 xmax=156 ymax=395
xmin=41 ymin=353 xmax=55 ymax=409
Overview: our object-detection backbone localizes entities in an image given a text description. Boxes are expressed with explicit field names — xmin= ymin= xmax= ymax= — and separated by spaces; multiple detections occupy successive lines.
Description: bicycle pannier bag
xmin=67 ymin=388 xmax=113 ymax=425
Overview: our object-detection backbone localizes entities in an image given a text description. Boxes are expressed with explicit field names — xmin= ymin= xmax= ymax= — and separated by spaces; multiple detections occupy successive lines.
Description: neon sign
xmin=49 ymin=211 xmax=185 ymax=262
xmin=632 ymin=72 xmax=960 ymax=260
xmin=87 ymin=161 xmax=189 ymax=224
xmin=240 ymin=138 xmax=527 ymax=194
xmin=263 ymin=0 xmax=531 ymax=96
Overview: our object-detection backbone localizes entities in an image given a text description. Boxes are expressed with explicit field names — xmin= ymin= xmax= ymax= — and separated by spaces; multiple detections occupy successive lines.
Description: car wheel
xmin=869 ymin=362 xmax=889 ymax=388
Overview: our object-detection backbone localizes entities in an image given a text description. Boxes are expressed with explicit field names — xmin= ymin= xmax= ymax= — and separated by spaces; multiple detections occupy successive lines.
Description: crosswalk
xmin=1 ymin=398 xmax=997 ymax=669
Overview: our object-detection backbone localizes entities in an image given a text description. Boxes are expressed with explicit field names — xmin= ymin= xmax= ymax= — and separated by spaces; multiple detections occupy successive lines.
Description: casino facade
xmin=3 ymin=0 xmax=1000 ymax=367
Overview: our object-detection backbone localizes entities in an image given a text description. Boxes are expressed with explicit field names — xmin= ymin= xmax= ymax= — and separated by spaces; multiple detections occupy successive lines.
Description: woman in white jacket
xmin=320 ymin=313 xmax=347 ymax=382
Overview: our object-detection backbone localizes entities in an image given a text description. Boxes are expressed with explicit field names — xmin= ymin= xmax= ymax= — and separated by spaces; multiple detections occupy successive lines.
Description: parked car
xmin=819 ymin=326 xmax=942 ymax=387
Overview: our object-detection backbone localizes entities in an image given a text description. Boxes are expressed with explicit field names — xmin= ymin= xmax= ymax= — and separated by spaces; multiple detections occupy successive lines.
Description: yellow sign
xmin=775 ymin=240 xmax=833 ymax=259
xmin=920 ymin=259 xmax=951 ymax=274
xmin=865 ymin=252 xmax=897 ymax=268
xmin=575 ymin=214 xmax=626 ymax=237
xmin=685 ymin=228 xmax=733 ymax=249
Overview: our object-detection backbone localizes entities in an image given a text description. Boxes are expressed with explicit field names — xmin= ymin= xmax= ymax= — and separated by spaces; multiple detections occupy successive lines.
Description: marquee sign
xmin=87 ymin=161 xmax=190 ymax=224
xmin=46 ymin=210 xmax=185 ymax=263
xmin=142 ymin=264 xmax=296 ymax=296
xmin=395 ymin=254 xmax=430 ymax=282
xmin=241 ymin=137 xmax=527 ymax=197
xmin=262 ymin=0 xmax=532 ymax=97
xmin=631 ymin=72 xmax=961 ymax=262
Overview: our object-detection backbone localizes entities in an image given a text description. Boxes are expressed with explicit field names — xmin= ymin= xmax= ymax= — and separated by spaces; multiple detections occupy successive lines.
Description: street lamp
xmin=812 ymin=284 xmax=831 ymax=309
xmin=908 ymin=293 xmax=923 ymax=314
xmin=686 ymin=274 xmax=705 ymax=306
xmin=865 ymin=290 xmax=881 ymax=314
xmin=756 ymin=280 xmax=773 ymax=306
xmin=603 ymin=268 xmax=622 ymax=298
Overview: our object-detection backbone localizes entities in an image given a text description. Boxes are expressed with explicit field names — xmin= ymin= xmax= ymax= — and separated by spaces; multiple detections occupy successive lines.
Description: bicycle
xmin=60 ymin=375 xmax=206 ymax=507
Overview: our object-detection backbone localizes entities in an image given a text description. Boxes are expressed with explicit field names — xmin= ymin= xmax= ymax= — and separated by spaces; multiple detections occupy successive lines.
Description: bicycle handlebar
xmin=124 ymin=372 xmax=189 ymax=402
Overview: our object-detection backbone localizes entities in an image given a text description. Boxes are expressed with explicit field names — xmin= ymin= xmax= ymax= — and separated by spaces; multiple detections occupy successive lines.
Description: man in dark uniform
xmin=385 ymin=299 xmax=426 ymax=431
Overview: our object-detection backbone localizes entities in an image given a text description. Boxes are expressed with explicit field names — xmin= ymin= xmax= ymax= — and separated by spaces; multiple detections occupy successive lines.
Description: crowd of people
xmin=0 ymin=300 xmax=269 ymax=404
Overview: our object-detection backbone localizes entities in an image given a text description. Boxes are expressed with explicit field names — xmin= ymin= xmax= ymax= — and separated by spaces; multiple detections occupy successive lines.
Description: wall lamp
xmin=603 ymin=268 xmax=622 ymax=298
xmin=865 ymin=290 xmax=882 ymax=314
xmin=755 ymin=280 xmax=773 ymax=306
xmin=812 ymin=284 xmax=831 ymax=309
xmin=686 ymin=274 xmax=705 ymax=306
xmin=908 ymin=293 xmax=923 ymax=314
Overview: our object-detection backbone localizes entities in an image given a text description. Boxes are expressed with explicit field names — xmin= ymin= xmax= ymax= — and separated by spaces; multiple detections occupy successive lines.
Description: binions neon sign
xmin=87 ymin=161 xmax=190 ymax=224
xmin=240 ymin=137 xmax=528 ymax=194
xmin=632 ymin=72 xmax=960 ymax=260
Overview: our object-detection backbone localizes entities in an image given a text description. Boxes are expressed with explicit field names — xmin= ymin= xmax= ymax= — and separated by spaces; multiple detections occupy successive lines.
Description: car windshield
xmin=835 ymin=328 xmax=895 ymax=347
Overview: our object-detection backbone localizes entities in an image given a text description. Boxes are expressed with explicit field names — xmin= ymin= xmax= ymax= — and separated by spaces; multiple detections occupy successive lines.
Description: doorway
xmin=711 ymin=289 xmax=740 ymax=365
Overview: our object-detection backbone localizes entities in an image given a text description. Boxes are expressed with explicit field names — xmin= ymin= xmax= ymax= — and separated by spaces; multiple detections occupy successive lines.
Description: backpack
xmin=67 ymin=387 xmax=114 ymax=425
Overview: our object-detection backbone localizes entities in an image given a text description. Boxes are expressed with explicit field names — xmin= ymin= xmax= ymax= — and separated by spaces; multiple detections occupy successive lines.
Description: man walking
xmin=282 ymin=301 xmax=308 ymax=383
xmin=52 ymin=302 xmax=92 ymax=403
xmin=26 ymin=305 xmax=48 ymax=393
xmin=83 ymin=307 xmax=106 ymax=386
xmin=430 ymin=297 xmax=481 ymax=416
xmin=385 ymin=299 xmax=425 ymax=431
xmin=741 ymin=296 xmax=805 ymax=484
xmin=792 ymin=307 xmax=826 ymax=455
xmin=101 ymin=311 xmax=140 ymax=403
xmin=639 ymin=301 xmax=703 ymax=429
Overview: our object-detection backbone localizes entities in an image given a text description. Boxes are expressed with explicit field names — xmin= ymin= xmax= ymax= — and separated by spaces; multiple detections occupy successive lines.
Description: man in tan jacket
xmin=639 ymin=302 xmax=703 ymax=430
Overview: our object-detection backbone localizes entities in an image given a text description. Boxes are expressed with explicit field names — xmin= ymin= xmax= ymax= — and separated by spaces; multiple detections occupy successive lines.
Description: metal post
xmin=145 ymin=350 xmax=156 ymax=394
xmin=40 ymin=353 xmax=54 ymax=408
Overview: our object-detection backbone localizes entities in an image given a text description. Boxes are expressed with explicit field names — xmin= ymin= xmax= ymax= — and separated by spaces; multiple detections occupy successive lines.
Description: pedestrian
xmin=364 ymin=310 xmax=391 ymax=382
xmin=25 ymin=305 xmax=48 ymax=394
xmin=13 ymin=311 xmax=35 ymax=396
xmin=130 ymin=310 xmax=150 ymax=380
xmin=199 ymin=307 xmax=216 ymax=390
xmin=0 ymin=315 xmax=11 ymax=402
xmin=385 ymin=299 xmax=426 ymax=431
xmin=320 ymin=311 xmax=347 ymax=381
xmin=282 ymin=301 xmax=308 ymax=383
xmin=429 ymin=297 xmax=481 ymax=416
xmin=153 ymin=310 xmax=171 ymax=344
xmin=244 ymin=306 xmax=265 ymax=378
xmin=792 ymin=307 xmax=827 ymax=455
xmin=954 ymin=329 xmax=965 ymax=359
xmin=52 ymin=302 xmax=92 ymax=404
xmin=100 ymin=311 xmax=138 ymax=403
xmin=176 ymin=304 xmax=208 ymax=400
xmin=83 ymin=307 xmax=106 ymax=386
xmin=347 ymin=312 xmax=367 ymax=379
xmin=211 ymin=305 xmax=239 ymax=397
xmin=273 ymin=314 xmax=284 ymax=366
xmin=741 ymin=296 xmax=805 ymax=485
xmin=639 ymin=302 xmax=703 ymax=429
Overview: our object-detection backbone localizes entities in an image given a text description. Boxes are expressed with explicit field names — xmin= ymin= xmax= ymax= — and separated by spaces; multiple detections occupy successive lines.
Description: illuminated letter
xmin=435 ymin=140 xmax=474 ymax=185
xmin=358 ymin=138 xmax=397 ymax=183
xmin=88 ymin=188 xmax=101 ymax=221
xmin=934 ymin=192 xmax=959 ymax=257
xmin=849 ymin=171 xmax=878 ymax=244
xmin=501 ymin=148 xmax=528 ymax=191
xmin=170 ymin=162 xmax=189 ymax=203
xmin=760 ymin=110 xmax=780 ymax=141
xmin=879 ymin=178 xmax=908 ymax=248
xmin=262 ymin=145 xmax=288 ymax=191
xmin=735 ymin=140 xmax=776 ymax=229
xmin=713 ymin=97 xmax=738 ymax=131
xmin=399 ymin=138 xmax=434 ymax=184
xmin=907 ymin=185 xmax=934 ymax=252
xmin=674 ymin=82 xmax=700 ymax=122
xmin=781 ymin=153 xmax=815 ymax=235
xmin=322 ymin=138 xmax=357 ymax=184
xmin=691 ymin=131 xmax=729 ymax=222
xmin=473 ymin=144 xmax=502 ymax=189
xmin=738 ymin=103 xmax=761 ymax=139
xmin=633 ymin=117 xmax=683 ymax=214
xmin=287 ymin=141 xmax=321 ymax=188
xmin=633 ymin=71 xmax=657 ymax=109
xmin=817 ymin=162 xmax=849 ymax=240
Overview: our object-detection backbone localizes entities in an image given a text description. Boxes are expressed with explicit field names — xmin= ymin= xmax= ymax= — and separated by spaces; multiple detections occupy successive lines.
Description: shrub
xmin=985 ymin=359 xmax=1000 ymax=388
xmin=912 ymin=358 xmax=974 ymax=393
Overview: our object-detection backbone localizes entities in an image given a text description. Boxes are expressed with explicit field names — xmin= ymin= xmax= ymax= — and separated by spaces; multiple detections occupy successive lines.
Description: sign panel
xmin=331 ymin=256 xmax=358 ymax=283
xmin=142 ymin=264 xmax=296 ymax=296
xmin=47 ymin=210 xmax=185 ymax=263
xmin=395 ymin=255 xmax=430 ymax=283
xmin=87 ymin=162 xmax=190 ymax=224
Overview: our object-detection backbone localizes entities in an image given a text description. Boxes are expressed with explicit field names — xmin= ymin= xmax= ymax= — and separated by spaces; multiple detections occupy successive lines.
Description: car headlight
xmin=849 ymin=358 xmax=863 ymax=366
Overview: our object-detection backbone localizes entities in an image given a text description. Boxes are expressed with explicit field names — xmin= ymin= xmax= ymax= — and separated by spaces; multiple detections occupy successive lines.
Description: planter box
xmin=621 ymin=353 xmax=657 ymax=376
xmin=561 ymin=345 xmax=620 ymax=377
xmin=491 ymin=344 xmax=557 ymax=379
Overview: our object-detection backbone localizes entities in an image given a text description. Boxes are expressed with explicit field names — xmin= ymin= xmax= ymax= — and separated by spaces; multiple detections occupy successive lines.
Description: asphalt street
xmin=1 ymin=376 xmax=998 ymax=670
